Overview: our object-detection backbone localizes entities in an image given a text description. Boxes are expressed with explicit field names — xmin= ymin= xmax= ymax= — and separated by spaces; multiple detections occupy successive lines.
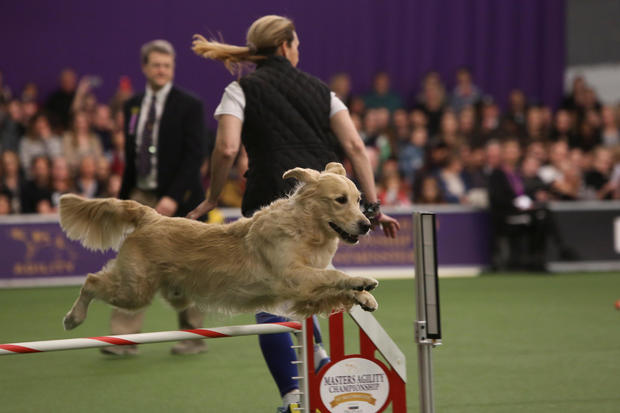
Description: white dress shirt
xmin=136 ymin=82 xmax=172 ymax=190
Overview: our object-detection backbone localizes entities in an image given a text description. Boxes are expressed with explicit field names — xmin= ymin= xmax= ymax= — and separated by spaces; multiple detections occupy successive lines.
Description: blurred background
xmin=0 ymin=0 xmax=619 ymax=277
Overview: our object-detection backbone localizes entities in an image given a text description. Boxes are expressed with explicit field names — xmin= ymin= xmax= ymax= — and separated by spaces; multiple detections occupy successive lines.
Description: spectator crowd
xmin=1 ymin=66 xmax=620 ymax=217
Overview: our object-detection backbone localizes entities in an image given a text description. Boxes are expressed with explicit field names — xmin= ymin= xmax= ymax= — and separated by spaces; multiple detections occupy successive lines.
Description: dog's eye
xmin=335 ymin=196 xmax=347 ymax=204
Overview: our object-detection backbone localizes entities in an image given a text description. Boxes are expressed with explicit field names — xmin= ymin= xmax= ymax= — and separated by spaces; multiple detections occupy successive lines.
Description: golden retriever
xmin=60 ymin=162 xmax=378 ymax=330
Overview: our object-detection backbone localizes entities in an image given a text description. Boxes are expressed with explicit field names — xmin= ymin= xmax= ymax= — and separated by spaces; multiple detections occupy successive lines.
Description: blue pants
xmin=256 ymin=312 xmax=323 ymax=397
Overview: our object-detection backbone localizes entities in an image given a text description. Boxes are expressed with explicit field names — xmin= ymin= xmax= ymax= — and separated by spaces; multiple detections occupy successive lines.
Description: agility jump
xmin=0 ymin=322 xmax=301 ymax=356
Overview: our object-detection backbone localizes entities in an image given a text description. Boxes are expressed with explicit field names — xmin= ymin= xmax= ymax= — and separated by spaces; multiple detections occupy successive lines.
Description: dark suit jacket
xmin=120 ymin=86 xmax=205 ymax=216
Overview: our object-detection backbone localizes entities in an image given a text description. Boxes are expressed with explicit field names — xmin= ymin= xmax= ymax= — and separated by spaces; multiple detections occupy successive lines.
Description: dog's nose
xmin=358 ymin=220 xmax=371 ymax=234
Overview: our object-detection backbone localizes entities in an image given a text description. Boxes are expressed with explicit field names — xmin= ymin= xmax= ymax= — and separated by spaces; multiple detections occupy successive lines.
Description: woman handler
xmin=187 ymin=15 xmax=399 ymax=412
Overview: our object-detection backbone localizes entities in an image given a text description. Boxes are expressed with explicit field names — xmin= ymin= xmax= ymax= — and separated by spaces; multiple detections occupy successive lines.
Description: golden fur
xmin=60 ymin=162 xmax=378 ymax=330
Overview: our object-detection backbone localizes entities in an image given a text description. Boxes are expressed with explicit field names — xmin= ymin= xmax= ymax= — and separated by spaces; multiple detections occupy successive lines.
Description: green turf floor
xmin=1 ymin=272 xmax=620 ymax=412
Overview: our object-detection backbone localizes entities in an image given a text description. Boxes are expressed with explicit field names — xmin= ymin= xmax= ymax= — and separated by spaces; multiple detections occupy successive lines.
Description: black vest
xmin=239 ymin=56 xmax=340 ymax=216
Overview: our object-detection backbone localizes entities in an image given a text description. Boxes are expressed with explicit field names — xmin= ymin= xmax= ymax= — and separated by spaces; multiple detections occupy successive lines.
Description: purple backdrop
xmin=1 ymin=0 xmax=565 ymax=127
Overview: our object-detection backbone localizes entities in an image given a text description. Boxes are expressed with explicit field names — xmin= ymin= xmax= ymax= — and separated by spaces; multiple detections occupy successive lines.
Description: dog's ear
xmin=283 ymin=167 xmax=320 ymax=183
xmin=324 ymin=162 xmax=346 ymax=176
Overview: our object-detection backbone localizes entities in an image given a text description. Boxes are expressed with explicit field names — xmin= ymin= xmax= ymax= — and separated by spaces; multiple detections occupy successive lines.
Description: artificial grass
xmin=1 ymin=273 xmax=619 ymax=412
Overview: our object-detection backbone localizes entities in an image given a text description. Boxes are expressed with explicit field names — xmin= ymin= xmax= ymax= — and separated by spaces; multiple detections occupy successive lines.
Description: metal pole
xmin=414 ymin=212 xmax=440 ymax=413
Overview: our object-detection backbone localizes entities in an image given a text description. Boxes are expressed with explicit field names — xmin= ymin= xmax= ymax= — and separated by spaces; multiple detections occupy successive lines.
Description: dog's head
xmin=283 ymin=162 xmax=371 ymax=244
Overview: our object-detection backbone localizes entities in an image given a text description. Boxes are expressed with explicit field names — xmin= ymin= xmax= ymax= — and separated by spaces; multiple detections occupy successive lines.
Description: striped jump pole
xmin=0 ymin=321 xmax=301 ymax=356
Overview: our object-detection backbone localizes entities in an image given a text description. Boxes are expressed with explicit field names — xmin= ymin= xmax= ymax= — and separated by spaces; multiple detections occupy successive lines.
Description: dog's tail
xmin=59 ymin=194 xmax=158 ymax=251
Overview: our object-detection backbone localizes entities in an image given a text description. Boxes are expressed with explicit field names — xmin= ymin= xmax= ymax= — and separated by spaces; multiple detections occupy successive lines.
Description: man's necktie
xmin=138 ymin=95 xmax=157 ymax=177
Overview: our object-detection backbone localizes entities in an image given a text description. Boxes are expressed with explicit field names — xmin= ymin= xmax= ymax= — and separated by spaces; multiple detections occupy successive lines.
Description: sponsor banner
xmin=0 ymin=218 xmax=114 ymax=285
xmin=319 ymin=357 xmax=390 ymax=413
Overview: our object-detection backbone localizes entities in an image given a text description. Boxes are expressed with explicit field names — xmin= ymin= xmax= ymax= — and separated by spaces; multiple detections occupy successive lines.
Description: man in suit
xmin=103 ymin=39 xmax=206 ymax=356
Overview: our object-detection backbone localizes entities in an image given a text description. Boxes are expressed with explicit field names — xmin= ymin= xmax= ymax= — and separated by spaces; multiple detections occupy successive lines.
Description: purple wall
xmin=1 ymin=0 xmax=565 ymax=127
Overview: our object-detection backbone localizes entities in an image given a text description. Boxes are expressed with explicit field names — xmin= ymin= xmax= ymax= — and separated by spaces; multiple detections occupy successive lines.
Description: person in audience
xmin=377 ymin=168 xmax=411 ymax=206
xmin=0 ymin=99 xmax=25 ymax=153
xmin=458 ymin=104 xmax=477 ymax=144
xmin=50 ymin=156 xmax=73 ymax=210
xmin=21 ymin=155 xmax=52 ymax=213
xmin=435 ymin=110 xmax=463 ymax=149
xmin=408 ymin=107 xmax=428 ymax=132
xmin=413 ymin=174 xmax=444 ymax=204
xmin=21 ymin=82 xmax=38 ymax=103
xmin=391 ymin=108 xmax=410 ymax=144
xmin=398 ymin=127 xmax=427 ymax=184
xmin=329 ymin=72 xmax=352 ymax=106
xmin=436 ymin=153 xmax=468 ymax=204
xmin=74 ymin=155 xmax=103 ymax=198
xmin=417 ymin=81 xmax=446 ymax=137
xmin=600 ymin=105 xmax=620 ymax=148
xmin=19 ymin=112 xmax=62 ymax=176
xmin=0 ymin=189 xmax=11 ymax=214
xmin=107 ymin=128 xmax=125 ymax=176
xmin=363 ymin=71 xmax=403 ymax=112
xmin=488 ymin=138 xmax=548 ymax=270
xmin=62 ymin=110 xmax=103 ymax=173
xmin=450 ymin=67 xmax=481 ymax=113
xmin=584 ymin=146 xmax=614 ymax=199
xmin=503 ymin=89 xmax=528 ymax=136
xmin=524 ymin=105 xmax=549 ymax=144
xmin=45 ymin=68 xmax=78 ymax=130
xmin=92 ymin=104 xmax=115 ymax=152
xmin=0 ymin=150 xmax=24 ymax=213
xmin=551 ymin=109 xmax=576 ymax=143
xmin=575 ymin=108 xmax=602 ymax=152
xmin=477 ymin=97 xmax=502 ymax=144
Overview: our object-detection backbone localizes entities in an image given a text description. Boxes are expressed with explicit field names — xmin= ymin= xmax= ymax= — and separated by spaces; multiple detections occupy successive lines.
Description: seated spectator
xmin=1 ymin=150 xmax=24 ymax=213
xmin=436 ymin=153 xmax=469 ymax=204
xmin=377 ymin=158 xmax=411 ymax=207
xmin=408 ymin=108 xmax=428 ymax=131
xmin=478 ymin=97 xmax=502 ymax=143
xmin=0 ymin=99 xmax=25 ymax=153
xmin=525 ymin=140 xmax=549 ymax=165
xmin=108 ymin=128 xmax=125 ymax=176
xmin=0 ymin=189 xmax=11 ymax=214
xmin=488 ymin=138 xmax=547 ymax=271
xmin=74 ymin=155 xmax=103 ymax=199
xmin=50 ymin=156 xmax=73 ymax=210
xmin=574 ymin=109 xmax=602 ymax=151
xmin=450 ymin=67 xmax=481 ymax=113
xmin=20 ymin=82 xmax=38 ymax=103
xmin=391 ymin=108 xmax=410 ymax=143
xmin=329 ymin=73 xmax=352 ymax=106
xmin=19 ymin=112 xmax=62 ymax=177
xmin=62 ymin=110 xmax=103 ymax=173
xmin=584 ymin=146 xmax=614 ymax=199
xmin=416 ymin=82 xmax=446 ymax=137
xmin=550 ymin=109 xmax=576 ymax=143
xmin=561 ymin=75 xmax=587 ymax=110
xmin=434 ymin=110 xmax=463 ymax=149
xmin=360 ymin=108 xmax=392 ymax=162
xmin=21 ymin=155 xmax=52 ymax=213
xmin=502 ymin=89 xmax=528 ymax=136
xmin=363 ymin=71 xmax=403 ymax=112
xmin=524 ymin=105 xmax=549 ymax=144
xmin=413 ymin=174 xmax=444 ymax=204
xmin=45 ymin=67 xmax=78 ymax=130
xmin=458 ymin=105 xmax=477 ymax=144
xmin=348 ymin=96 xmax=365 ymax=117
xmin=398 ymin=127 xmax=427 ymax=184
xmin=539 ymin=140 xmax=569 ymax=186
xmin=92 ymin=104 xmax=115 ymax=152
xmin=104 ymin=174 xmax=122 ymax=198
xmin=600 ymin=105 xmax=620 ymax=147
xmin=483 ymin=139 xmax=502 ymax=177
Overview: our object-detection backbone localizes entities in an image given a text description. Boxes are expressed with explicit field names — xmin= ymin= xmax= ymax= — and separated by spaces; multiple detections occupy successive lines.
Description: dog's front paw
xmin=63 ymin=311 xmax=83 ymax=331
xmin=354 ymin=291 xmax=378 ymax=312
xmin=348 ymin=276 xmax=379 ymax=292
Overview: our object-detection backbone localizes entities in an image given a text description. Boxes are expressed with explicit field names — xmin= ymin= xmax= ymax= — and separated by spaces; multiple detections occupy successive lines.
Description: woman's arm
xmin=330 ymin=110 xmax=400 ymax=237
xmin=186 ymin=114 xmax=242 ymax=219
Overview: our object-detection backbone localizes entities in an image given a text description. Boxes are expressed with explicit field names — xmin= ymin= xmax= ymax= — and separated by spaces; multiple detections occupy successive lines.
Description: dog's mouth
xmin=329 ymin=222 xmax=359 ymax=244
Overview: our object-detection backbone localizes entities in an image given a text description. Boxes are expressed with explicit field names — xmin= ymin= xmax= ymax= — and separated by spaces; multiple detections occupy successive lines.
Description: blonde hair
xmin=192 ymin=15 xmax=295 ymax=75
